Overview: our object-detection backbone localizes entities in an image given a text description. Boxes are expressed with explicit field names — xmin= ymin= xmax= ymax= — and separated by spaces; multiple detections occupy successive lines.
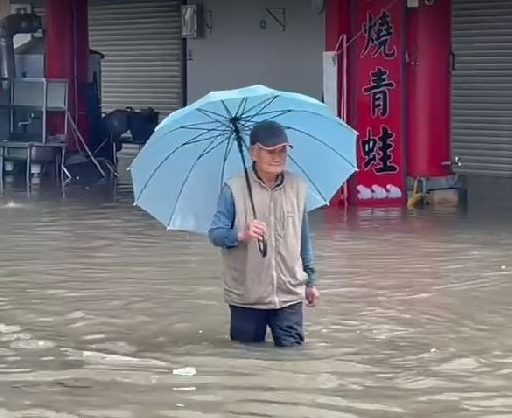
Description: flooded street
xmin=1 ymin=154 xmax=512 ymax=417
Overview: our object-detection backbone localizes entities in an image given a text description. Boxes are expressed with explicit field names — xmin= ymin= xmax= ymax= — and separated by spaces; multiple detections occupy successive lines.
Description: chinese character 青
xmin=363 ymin=66 xmax=395 ymax=118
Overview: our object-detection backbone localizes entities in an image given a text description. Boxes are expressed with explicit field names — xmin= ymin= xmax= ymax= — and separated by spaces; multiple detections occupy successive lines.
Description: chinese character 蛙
xmin=361 ymin=128 xmax=378 ymax=170
xmin=361 ymin=10 xmax=397 ymax=59
xmin=360 ymin=126 xmax=399 ymax=174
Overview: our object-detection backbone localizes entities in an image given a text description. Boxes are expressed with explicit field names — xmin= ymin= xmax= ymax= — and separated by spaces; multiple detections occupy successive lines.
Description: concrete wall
xmin=186 ymin=0 xmax=325 ymax=103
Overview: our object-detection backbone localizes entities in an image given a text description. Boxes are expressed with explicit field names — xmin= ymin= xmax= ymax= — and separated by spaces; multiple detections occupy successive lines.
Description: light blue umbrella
xmin=130 ymin=84 xmax=357 ymax=236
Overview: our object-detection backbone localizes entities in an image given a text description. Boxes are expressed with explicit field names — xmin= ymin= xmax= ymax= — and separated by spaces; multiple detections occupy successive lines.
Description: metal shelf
xmin=0 ymin=77 xmax=68 ymax=144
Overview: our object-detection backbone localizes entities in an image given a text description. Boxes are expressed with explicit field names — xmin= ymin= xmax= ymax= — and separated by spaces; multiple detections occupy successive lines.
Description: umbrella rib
xmin=166 ymin=134 xmax=230 ymax=229
xmin=178 ymin=126 xmax=229 ymax=132
xmin=219 ymin=131 xmax=236 ymax=194
xmin=220 ymin=100 xmax=233 ymax=119
xmin=196 ymin=108 xmax=231 ymax=127
xmin=240 ymin=109 xmax=293 ymax=124
xmin=280 ymin=125 xmax=356 ymax=169
xmin=239 ymin=96 xmax=279 ymax=121
xmin=233 ymin=97 xmax=248 ymax=118
xmin=134 ymin=128 xmax=232 ymax=202
xmin=287 ymin=153 xmax=329 ymax=205
xmin=154 ymin=119 xmax=227 ymax=138
xmin=235 ymin=96 xmax=272 ymax=117
xmin=167 ymin=119 xmax=224 ymax=129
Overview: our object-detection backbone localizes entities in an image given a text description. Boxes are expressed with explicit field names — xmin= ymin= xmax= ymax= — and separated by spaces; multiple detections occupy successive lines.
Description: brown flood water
xmin=0 ymin=150 xmax=511 ymax=417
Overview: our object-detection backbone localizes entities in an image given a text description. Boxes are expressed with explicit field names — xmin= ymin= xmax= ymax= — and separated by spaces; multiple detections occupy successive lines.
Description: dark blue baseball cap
xmin=249 ymin=120 xmax=292 ymax=149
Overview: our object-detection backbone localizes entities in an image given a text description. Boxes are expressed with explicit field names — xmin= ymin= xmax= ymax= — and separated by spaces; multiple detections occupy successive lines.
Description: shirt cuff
xmin=306 ymin=273 xmax=316 ymax=288
xmin=224 ymin=228 xmax=240 ymax=248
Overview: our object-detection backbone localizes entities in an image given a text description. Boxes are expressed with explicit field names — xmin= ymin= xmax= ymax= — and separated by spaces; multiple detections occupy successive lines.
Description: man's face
xmin=251 ymin=143 xmax=288 ymax=177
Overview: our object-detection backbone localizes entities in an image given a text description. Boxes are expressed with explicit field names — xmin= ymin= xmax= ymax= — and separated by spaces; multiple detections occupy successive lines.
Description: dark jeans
xmin=229 ymin=302 xmax=304 ymax=347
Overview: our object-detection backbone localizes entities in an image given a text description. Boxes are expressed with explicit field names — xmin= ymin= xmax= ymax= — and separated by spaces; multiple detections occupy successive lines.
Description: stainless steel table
xmin=0 ymin=140 xmax=66 ymax=187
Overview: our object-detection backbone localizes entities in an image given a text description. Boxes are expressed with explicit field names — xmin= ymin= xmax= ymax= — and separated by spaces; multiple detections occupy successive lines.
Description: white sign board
xmin=322 ymin=51 xmax=338 ymax=116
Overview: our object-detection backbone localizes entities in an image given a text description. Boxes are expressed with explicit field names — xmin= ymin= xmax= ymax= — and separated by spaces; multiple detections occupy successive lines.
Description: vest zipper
xmin=270 ymin=191 xmax=279 ymax=308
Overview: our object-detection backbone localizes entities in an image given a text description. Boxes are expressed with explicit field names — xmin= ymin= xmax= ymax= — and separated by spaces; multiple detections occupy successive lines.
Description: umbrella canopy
xmin=130 ymin=85 xmax=358 ymax=234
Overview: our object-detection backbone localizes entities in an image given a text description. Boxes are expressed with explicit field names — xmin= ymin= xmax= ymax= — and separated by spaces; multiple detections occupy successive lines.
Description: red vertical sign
xmin=354 ymin=0 xmax=405 ymax=206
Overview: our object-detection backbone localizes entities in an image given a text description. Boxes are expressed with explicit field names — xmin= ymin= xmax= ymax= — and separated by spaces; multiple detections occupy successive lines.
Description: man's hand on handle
xmin=238 ymin=220 xmax=266 ymax=242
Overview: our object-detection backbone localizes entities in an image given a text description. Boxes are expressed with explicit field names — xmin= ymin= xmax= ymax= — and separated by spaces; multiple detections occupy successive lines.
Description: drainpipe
xmin=0 ymin=11 xmax=41 ymax=90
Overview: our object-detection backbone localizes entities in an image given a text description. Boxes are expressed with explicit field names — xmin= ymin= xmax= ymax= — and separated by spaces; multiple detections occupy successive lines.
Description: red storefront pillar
xmin=45 ymin=0 xmax=74 ymax=148
xmin=405 ymin=1 xmax=451 ymax=178
xmin=325 ymin=0 xmax=355 ymax=206
xmin=45 ymin=0 xmax=90 ymax=152
xmin=74 ymin=0 xmax=90 ymax=149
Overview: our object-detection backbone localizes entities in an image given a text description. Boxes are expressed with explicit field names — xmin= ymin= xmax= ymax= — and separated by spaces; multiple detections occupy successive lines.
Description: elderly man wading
xmin=208 ymin=120 xmax=320 ymax=347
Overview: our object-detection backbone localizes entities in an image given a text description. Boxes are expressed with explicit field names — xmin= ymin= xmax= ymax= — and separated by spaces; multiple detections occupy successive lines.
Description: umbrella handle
xmin=232 ymin=128 xmax=267 ymax=258
xmin=258 ymin=236 xmax=267 ymax=258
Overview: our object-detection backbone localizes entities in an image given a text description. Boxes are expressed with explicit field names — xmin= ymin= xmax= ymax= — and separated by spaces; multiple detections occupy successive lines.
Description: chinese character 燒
xmin=360 ymin=125 xmax=399 ymax=174
xmin=361 ymin=10 xmax=397 ymax=59
xmin=363 ymin=67 xmax=395 ymax=118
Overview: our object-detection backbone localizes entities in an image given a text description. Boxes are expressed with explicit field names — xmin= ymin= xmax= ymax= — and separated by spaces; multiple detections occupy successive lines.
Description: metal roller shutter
xmin=451 ymin=0 xmax=512 ymax=176
xmin=89 ymin=0 xmax=183 ymax=118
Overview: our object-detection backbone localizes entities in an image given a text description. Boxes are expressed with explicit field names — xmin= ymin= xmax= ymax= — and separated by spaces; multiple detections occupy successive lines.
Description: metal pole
xmin=340 ymin=34 xmax=348 ymax=202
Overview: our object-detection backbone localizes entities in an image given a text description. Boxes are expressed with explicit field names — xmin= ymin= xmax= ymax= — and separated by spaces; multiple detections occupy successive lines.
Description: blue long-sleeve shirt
xmin=208 ymin=183 xmax=317 ymax=288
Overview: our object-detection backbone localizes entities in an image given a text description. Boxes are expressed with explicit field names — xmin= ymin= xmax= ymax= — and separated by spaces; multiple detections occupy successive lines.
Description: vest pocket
xmin=277 ymin=209 xmax=298 ymax=241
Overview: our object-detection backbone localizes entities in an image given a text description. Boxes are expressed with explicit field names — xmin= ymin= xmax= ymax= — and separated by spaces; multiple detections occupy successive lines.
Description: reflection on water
xmin=0 ymin=153 xmax=511 ymax=417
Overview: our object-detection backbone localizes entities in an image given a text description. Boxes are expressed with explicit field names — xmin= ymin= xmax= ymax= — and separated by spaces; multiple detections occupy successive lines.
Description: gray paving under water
xmin=0 ymin=152 xmax=511 ymax=417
